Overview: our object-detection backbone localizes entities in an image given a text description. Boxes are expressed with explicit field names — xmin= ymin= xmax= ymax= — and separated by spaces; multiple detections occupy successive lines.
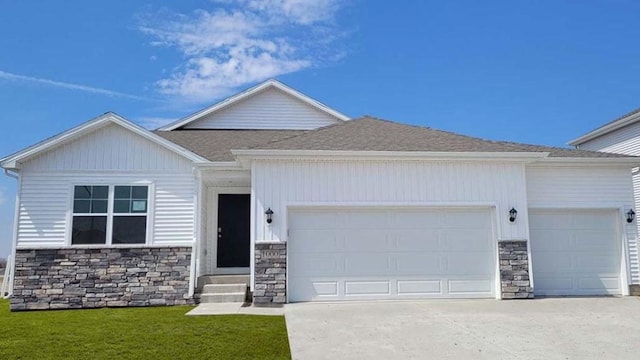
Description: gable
xmin=574 ymin=121 xmax=640 ymax=156
xmin=183 ymin=87 xmax=342 ymax=130
xmin=22 ymin=123 xmax=194 ymax=172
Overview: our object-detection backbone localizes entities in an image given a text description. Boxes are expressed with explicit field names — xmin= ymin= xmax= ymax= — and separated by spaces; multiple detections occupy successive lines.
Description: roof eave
xmin=568 ymin=111 xmax=640 ymax=146
xmin=158 ymin=79 xmax=350 ymax=131
xmin=231 ymin=149 xmax=550 ymax=165
xmin=533 ymin=156 xmax=640 ymax=167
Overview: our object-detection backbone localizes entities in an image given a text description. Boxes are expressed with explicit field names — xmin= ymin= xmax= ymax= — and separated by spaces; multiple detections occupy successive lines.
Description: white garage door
xmin=288 ymin=207 xmax=496 ymax=302
xmin=529 ymin=209 xmax=621 ymax=296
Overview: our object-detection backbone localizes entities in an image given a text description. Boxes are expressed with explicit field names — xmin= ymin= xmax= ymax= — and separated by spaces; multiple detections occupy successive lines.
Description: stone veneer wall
xmin=11 ymin=247 xmax=193 ymax=311
xmin=499 ymin=240 xmax=534 ymax=299
xmin=254 ymin=243 xmax=286 ymax=305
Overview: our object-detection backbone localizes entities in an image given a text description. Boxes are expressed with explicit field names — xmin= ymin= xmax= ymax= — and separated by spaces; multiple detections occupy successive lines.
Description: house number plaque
xmin=262 ymin=250 xmax=280 ymax=259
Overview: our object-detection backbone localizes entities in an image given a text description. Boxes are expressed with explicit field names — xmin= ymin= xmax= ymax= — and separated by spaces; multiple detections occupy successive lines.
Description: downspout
xmin=188 ymin=167 xmax=202 ymax=298
xmin=4 ymin=168 xmax=20 ymax=297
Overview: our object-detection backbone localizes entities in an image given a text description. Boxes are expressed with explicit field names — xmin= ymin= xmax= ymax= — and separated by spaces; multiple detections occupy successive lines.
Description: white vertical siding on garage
xmin=576 ymin=122 xmax=640 ymax=155
xmin=252 ymin=159 xmax=529 ymax=243
xmin=526 ymin=165 xmax=638 ymax=284
xmin=183 ymin=87 xmax=341 ymax=130
xmin=16 ymin=122 xmax=196 ymax=248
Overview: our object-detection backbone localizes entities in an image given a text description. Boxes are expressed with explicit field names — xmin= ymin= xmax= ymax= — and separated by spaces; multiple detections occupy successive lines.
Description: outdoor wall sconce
xmin=627 ymin=209 xmax=635 ymax=223
xmin=265 ymin=208 xmax=274 ymax=224
xmin=509 ymin=208 xmax=518 ymax=223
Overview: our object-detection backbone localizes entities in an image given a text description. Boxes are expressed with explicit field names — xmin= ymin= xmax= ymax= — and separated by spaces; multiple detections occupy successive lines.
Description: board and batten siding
xmin=183 ymin=87 xmax=340 ymax=130
xmin=252 ymin=159 xmax=530 ymax=243
xmin=17 ymin=123 xmax=197 ymax=248
xmin=526 ymin=165 xmax=639 ymax=284
xmin=576 ymin=121 xmax=640 ymax=156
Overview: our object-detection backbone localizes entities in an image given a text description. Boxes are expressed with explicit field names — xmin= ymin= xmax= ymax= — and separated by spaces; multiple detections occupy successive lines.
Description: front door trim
xmin=207 ymin=187 xmax=251 ymax=275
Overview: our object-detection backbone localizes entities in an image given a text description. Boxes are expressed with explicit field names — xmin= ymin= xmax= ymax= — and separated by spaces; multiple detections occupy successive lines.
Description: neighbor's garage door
xmin=288 ymin=207 xmax=496 ymax=302
xmin=529 ymin=209 xmax=621 ymax=296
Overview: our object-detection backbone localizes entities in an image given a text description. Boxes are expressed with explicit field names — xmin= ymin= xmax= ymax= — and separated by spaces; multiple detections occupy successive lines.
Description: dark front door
xmin=217 ymin=194 xmax=250 ymax=268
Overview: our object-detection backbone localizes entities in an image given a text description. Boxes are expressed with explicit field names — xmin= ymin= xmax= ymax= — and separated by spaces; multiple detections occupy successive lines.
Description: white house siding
xmin=17 ymin=123 xmax=196 ymax=248
xmin=251 ymin=159 xmax=530 ymax=243
xmin=576 ymin=122 xmax=640 ymax=155
xmin=526 ymin=165 xmax=639 ymax=284
xmin=183 ymin=87 xmax=340 ymax=130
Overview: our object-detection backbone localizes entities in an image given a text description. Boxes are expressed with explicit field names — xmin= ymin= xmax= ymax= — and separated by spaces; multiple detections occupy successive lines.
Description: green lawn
xmin=0 ymin=300 xmax=291 ymax=360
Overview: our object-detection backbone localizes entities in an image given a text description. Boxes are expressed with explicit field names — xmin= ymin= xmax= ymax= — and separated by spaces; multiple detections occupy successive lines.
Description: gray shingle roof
xmin=250 ymin=117 xmax=631 ymax=158
xmin=154 ymin=129 xmax=305 ymax=161
xmin=155 ymin=117 xmax=635 ymax=161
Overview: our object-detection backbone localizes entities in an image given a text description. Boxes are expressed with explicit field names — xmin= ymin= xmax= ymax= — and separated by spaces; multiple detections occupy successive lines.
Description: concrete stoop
xmin=196 ymin=275 xmax=250 ymax=304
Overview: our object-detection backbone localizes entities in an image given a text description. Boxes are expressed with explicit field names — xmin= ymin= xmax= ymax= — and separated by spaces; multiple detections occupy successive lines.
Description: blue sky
xmin=0 ymin=0 xmax=639 ymax=257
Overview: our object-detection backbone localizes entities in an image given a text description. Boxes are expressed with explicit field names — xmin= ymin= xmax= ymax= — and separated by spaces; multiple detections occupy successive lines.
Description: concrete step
xmin=200 ymin=292 xmax=246 ymax=303
xmin=197 ymin=275 xmax=250 ymax=288
xmin=202 ymin=283 xmax=247 ymax=294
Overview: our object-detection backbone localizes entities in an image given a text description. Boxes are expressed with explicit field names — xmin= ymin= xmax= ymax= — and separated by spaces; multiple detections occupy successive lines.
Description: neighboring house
xmin=1 ymin=79 xmax=639 ymax=311
xmin=569 ymin=107 xmax=640 ymax=294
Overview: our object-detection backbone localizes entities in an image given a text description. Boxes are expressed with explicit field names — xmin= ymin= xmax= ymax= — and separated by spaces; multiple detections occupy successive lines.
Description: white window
xmin=71 ymin=185 xmax=149 ymax=245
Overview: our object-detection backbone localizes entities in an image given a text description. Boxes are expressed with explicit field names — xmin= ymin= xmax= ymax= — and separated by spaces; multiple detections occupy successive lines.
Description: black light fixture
xmin=627 ymin=209 xmax=635 ymax=223
xmin=265 ymin=208 xmax=274 ymax=224
xmin=509 ymin=208 xmax=518 ymax=222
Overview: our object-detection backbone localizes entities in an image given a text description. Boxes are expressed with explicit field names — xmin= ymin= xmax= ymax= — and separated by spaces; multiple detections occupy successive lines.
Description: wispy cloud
xmin=136 ymin=116 xmax=177 ymax=130
xmin=138 ymin=0 xmax=349 ymax=103
xmin=0 ymin=70 xmax=151 ymax=101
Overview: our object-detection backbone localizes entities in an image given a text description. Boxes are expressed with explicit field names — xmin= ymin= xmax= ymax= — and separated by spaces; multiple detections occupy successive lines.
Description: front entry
xmin=216 ymin=194 xmax=251 ymax=269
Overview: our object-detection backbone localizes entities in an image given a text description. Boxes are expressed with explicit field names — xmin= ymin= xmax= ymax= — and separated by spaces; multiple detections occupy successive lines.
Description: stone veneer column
xmin=254 ymin=243 xmax=286 ymax=305
xmin=10 ymin=247 xmax=193 ymax=311
xmin=499 ymin=240 xmax=534 ymax=299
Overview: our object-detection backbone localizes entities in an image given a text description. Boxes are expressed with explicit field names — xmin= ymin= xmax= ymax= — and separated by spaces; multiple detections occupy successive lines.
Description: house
xmin=569 ymin=107 xmax=640 ymax=295
xmin=1 ymin=79 xmax=638 ymax=311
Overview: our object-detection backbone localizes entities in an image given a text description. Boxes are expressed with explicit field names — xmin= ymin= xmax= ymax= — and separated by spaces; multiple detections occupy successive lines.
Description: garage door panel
xmin=344 ymin=253 xmax=391 ymax=274
xmin=395 ymin=230 xmax=440 ymax=251
xmin=447 ymin=254 xmax=494 ymax=275
xmin=529 ymin=229 xmax=573 ymax=251
xmin=530 ymin=209 xmax=621 ymax=296
xmin=395 ymin=253 xmax=443 ymax=274
xmin=289 ymin=229 xmax=342 ymax=252
xmin=345 ymin=281 xmax=390 ymax=296
xmin=342 ymin=230 xmax=389 ymax=251
xmin=448 ymin=279 xmax=493 ymax=294
xmin=289 ymin=211 xmax=339 ymax=229
xmin=289 ymin=207 xmax=496 ymax=301
xmin=397 ymin=280 xmax=442 ymax=295
xmin=345 ymin=212 xmax=389 ymax=228
xmin=441 ymin=210 xmax=490 ymax=228
xmin=440 ymin=229 xmax=492 ymax=251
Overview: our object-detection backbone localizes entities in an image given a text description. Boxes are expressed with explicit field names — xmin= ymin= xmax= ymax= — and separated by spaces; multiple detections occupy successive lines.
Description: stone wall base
xmin=499 ymin=240 xmax=534 ymax=299
xmin=11 ymin=247 xmax=193 ymax=311
xmin=630 ymin=284 xmax=640 ymax=296
xmin=254 ymin=243 xmax=286 ymax=305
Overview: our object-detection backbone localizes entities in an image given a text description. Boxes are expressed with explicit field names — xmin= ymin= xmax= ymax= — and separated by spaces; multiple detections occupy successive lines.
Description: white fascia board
xmin=158 ymin=79 xmax=350 ymax=131
xmin=231 ymin=149 xmax=550 ymax=166
xmin=193 ymin=161 xmax=244 ymax=170
xmin=568 ymin=111 xmax=640 ymax=146
xmin=0 ymin=112 xmax=209 ymax=170
xmin=530 ymin=157 xmax=640 ymax=167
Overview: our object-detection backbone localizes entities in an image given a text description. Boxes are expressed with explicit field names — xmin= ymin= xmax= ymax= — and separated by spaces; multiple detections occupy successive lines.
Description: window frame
xmin=67 ymin=182 xmax=153 ymax=246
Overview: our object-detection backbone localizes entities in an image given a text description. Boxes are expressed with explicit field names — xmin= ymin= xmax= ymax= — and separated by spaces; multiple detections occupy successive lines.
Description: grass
xmin=0 ymin=300 xmax=291 ymax=360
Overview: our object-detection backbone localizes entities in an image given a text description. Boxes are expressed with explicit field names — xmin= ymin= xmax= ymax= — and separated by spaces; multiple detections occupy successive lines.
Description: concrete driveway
xmin=285 ymin=297 xmax=640 ymax=360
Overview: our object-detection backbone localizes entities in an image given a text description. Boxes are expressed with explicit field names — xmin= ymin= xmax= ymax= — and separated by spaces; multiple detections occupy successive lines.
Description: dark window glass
xmin=114 ymin=186 xmax=131 ymax=199
xmin=74 ymin=186 xmax=91 ymax=199
xmin=92 ymin=186 xmax=109 ymax=199
xmin=73 ymin=186 xmax=108 ymax=214
xmin=71 ymin=216 xmax=107 ymax=244
xmin=73 ymin=200 xmax=91 ymax=213
xmin=112 ymin=216 xmax=147 ymax=244
xmin=132 ymin=186 xmax=148 ymax=199
xmin=114 ymin=200 xmax=130 ymax=213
